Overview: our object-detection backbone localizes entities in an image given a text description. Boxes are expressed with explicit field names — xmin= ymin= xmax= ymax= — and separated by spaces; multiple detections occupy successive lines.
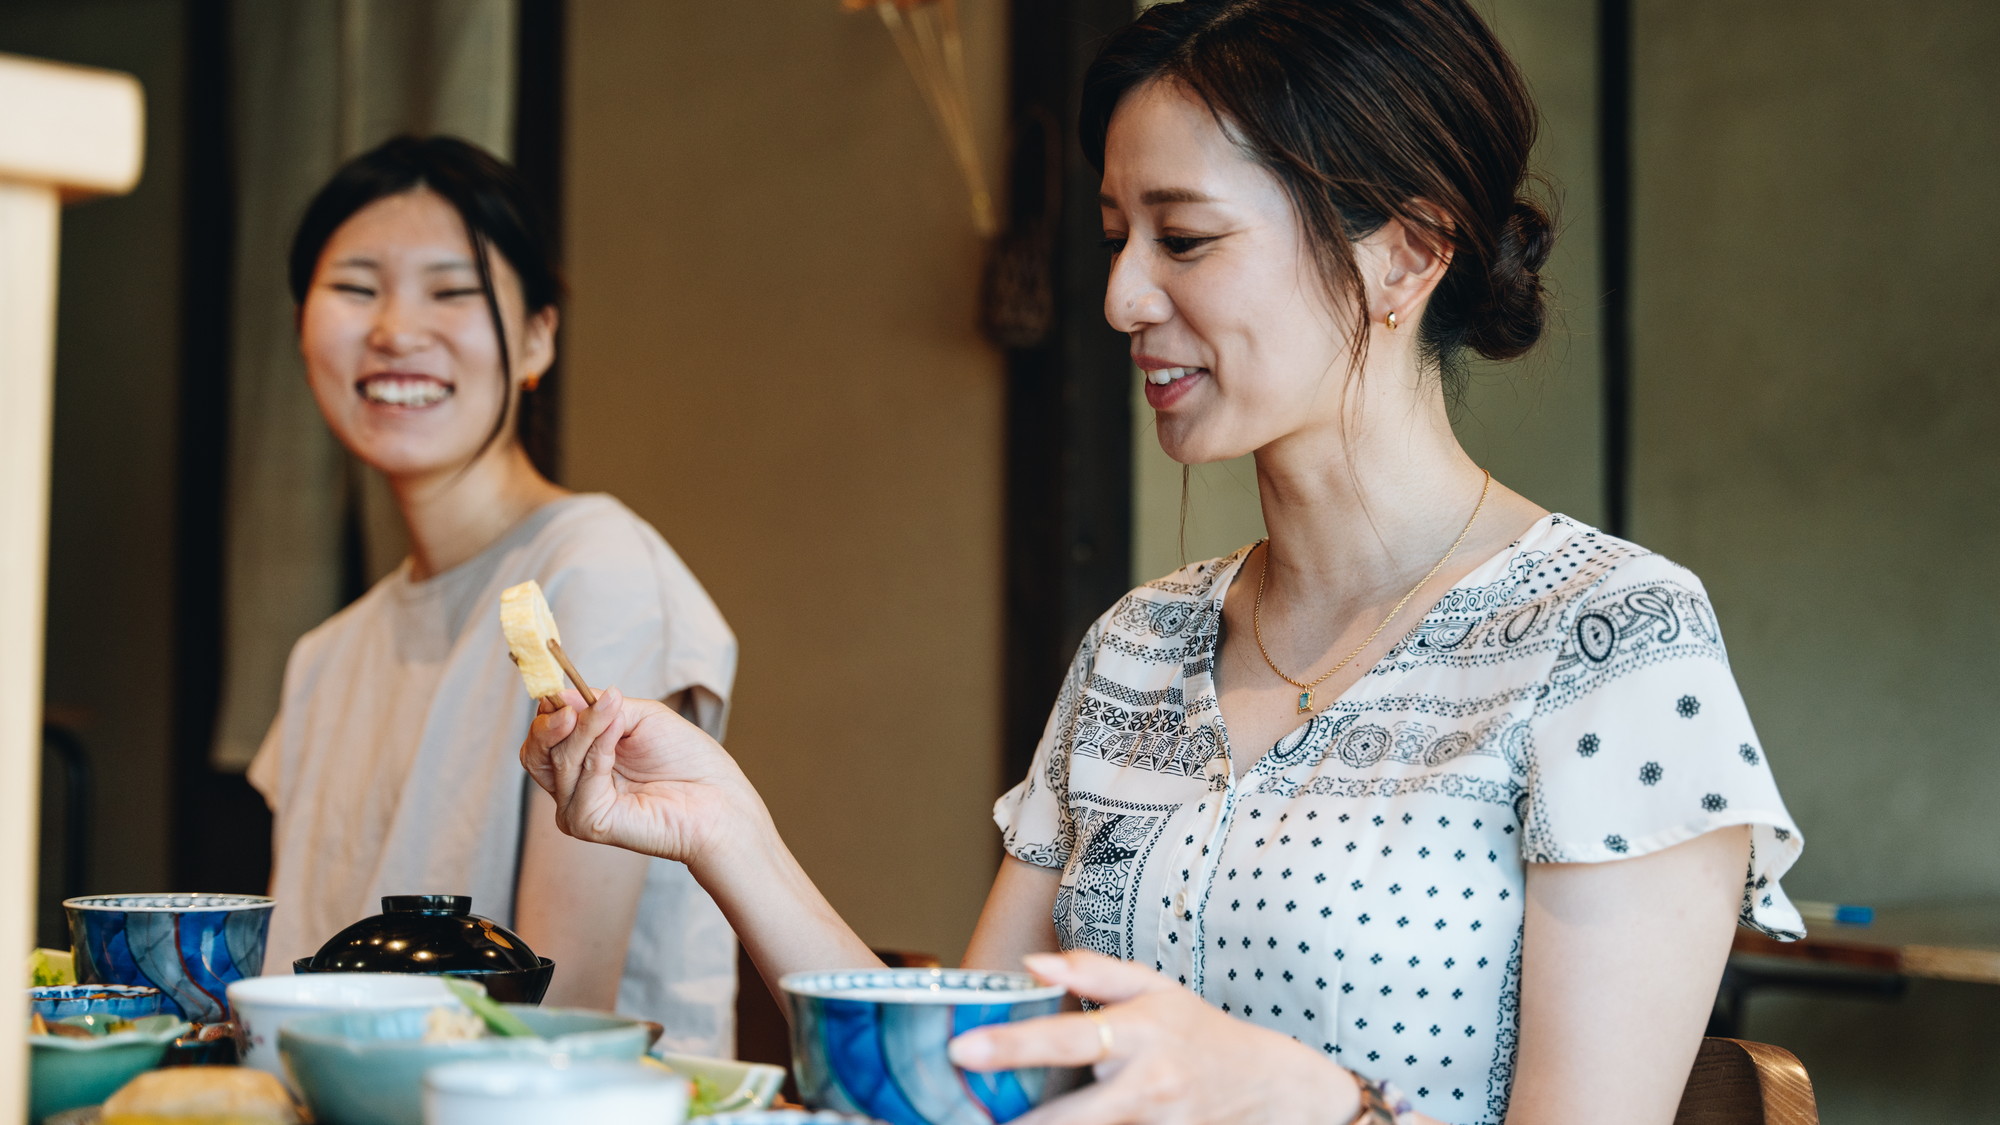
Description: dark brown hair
xmin=1082 ymin=0 xmax=1554 ymax=389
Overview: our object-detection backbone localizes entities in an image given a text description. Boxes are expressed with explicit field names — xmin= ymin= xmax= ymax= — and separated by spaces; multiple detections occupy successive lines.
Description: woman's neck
xmin=390 ymin=443 xmax=569 ymax=581
xmin=1251 ymin=375 xmax=1491 ymax=608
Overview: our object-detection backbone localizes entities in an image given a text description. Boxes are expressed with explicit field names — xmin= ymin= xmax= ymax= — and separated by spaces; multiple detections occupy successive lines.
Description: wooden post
xmin=0 ymin=52 xmax=143 ymax=1124
xmin=1000 ymin=0 xmax=1135 ymax=785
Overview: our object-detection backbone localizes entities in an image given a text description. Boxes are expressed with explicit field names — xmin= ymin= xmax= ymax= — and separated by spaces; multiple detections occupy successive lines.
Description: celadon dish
xmin=29 ymin=1015 xmax=190 ymax=1123
xmin=278 ymin=1004 xmax=650 ymax=1125
xmin=225 ymin=972 xmax=474 ymax=1092
xmin=652 ymin=1050 xmax=786 ymax=1115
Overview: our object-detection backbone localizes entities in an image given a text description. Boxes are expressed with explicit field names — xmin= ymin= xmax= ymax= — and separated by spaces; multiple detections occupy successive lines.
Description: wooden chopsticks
xmin=546 ymin=638 xmax=597 ymax=707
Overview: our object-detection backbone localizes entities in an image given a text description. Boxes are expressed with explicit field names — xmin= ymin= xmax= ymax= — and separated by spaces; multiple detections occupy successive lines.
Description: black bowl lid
xmin=300 ymin=895 xmax=542 ymax=974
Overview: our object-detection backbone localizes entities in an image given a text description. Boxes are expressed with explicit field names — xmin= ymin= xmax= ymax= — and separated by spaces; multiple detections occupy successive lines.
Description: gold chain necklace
xmin=1253 ymin=469 xmax=1492 ymax=714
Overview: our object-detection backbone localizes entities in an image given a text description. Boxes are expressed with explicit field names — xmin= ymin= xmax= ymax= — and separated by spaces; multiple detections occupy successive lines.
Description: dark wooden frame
xmin=1597 ymin=0 xmax=1632 ymax=537
xmin=171 ymin=0 xmax=270 ymax=894
xmin=1000 ymin=0 xmax=1137 ymax=786
xmin=514 ymin=0 xmax=565 ymax=481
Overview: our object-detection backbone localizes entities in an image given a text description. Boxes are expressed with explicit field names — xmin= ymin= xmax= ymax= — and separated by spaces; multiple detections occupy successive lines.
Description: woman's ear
xmin=1372 ymin=216 xmax=1452 ymax=324
xmin=520 ymin=305 xmax=560 ymax=389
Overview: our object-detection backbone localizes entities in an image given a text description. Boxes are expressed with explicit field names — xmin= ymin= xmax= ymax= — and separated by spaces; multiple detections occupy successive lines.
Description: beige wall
xmin=1457 ymin=0 xmax=1604 ymax=526
xmin=562 ymin=0 xmax=1007 ymax=964
xmin=1131 ymin=0 xmax=1605 ymax=579
xmin=1633 ymin=4 xmax=2000 ymax=1118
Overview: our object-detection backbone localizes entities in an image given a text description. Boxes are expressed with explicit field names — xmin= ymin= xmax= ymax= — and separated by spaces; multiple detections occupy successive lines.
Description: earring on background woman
xmin=1385 ymin=309 xmax=1398 ymax=330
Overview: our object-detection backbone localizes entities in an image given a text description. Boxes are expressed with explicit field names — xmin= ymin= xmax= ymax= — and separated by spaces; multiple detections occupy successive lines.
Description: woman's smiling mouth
xmin=1137 ymin=358 xmax=1209 ymax=410
xmin=356 ymin=373 xmax=455 ymax=408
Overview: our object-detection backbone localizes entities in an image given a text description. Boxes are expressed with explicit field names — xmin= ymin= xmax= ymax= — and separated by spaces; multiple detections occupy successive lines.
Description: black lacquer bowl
xmin=291 ymin=895 xmax=556 ymax=1004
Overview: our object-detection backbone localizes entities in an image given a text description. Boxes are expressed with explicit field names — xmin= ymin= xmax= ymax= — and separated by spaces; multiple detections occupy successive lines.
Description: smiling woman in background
xmin=246 ymin=136 xmax=739 ymax=1054
xmin=521 ymin=1 xmax=1805 ymax=1121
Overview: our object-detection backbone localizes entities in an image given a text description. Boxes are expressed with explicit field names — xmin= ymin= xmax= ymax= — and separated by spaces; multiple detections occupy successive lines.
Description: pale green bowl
xmin=279 ymin=1005 xmax=650 ymax=1125
xmin=29 ymin=1018 xmax=190 ymax=1123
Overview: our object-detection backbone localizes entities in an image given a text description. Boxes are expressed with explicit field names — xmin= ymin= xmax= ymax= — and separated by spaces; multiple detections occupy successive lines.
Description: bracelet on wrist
xmin=1345 ymin=1075 xmax=1418 ymax=1125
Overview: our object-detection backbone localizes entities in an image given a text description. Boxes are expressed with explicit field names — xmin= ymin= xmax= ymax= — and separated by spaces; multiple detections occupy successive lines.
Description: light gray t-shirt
xmin=248 ymin=494 xmax=738 ymax=1054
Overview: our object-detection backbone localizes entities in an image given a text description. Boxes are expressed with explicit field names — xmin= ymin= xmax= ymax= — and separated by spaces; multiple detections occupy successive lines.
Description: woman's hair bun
xmin=1463 ymin=197 xmax=1554 ymax=363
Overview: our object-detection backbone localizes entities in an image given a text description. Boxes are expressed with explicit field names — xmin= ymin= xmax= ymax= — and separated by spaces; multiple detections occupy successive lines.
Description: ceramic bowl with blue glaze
xmin=29 ymin=984 xmax=166 ymax=1023
xmin=65 ymin=893 xmax=274 ymax=1023
xmin=780 ymin=968 xmax=1085 ymax=1125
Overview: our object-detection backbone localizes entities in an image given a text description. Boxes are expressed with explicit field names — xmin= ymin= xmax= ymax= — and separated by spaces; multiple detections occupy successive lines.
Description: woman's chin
xmin=346 ymin=442 xmax=482 ymax=483
xmin=1153 ymin=420 xmax=1257 ymax=467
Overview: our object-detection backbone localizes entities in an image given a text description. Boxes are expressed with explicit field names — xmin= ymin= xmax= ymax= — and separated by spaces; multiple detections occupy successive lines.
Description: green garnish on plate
xmin=28 ymin=949 xmax=74 ymax=988
xmin=442 ymin=977 xmax=537 ymax=1037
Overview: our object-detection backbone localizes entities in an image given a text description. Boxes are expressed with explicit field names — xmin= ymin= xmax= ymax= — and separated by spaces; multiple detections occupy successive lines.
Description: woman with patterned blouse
xmin=520 ymin=1 xmax=1802 ymax=1122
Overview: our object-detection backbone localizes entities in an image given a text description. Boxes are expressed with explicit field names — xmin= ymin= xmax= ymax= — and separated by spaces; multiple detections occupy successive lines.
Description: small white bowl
xmin=424 ymin=1059 xmax=688 ymax=1125
xmin=225 ymin=972 xmax=473 ymax=1090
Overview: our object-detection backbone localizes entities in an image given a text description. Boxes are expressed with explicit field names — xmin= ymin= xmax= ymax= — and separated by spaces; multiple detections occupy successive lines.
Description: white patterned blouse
xmin=994 ymin=514 xmax=1803 ymax=1125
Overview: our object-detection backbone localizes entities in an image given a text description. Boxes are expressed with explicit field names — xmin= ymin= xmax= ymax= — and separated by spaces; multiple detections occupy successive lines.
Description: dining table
xmin=1713 ymin=899 xmax=2000 ymax=1037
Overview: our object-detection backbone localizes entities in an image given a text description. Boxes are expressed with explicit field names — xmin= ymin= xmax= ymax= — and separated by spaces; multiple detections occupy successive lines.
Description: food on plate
xmin=101 ymin=1065 xmax=304 ymax=1123
xmin=29 ymin=948 xmax=75 ymax=987
xmin=423 ymin=1005 xmax=489 ymax=1044
xmin=687 ymin=1073 xmax=727 ymax=1117
xmin=499 ymin=580 xmax=565 ymax=700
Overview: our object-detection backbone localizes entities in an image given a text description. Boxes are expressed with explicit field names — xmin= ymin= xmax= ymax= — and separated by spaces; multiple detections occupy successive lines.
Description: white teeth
xmin=1144 ymin=367 xmax=1198 ymax=385
xmin=361 ymin=379 xmax=451 ymax=407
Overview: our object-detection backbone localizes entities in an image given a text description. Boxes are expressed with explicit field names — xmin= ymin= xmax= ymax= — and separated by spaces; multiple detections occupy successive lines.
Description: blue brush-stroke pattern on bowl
xmin=29 ymin=984 xmax=166 ymax=1023
xmin=66 ymin=894 xmax=274 ymax=1022
xmin=781 ymin=968 xmax=1085 ymax=1125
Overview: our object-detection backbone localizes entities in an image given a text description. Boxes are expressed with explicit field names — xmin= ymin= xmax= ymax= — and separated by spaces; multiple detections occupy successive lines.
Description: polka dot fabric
xmin=995 ymin=514 xmax=1803 ymax=1125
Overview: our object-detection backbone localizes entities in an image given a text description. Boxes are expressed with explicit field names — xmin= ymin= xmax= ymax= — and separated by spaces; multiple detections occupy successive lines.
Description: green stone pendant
xmin=1297 ymin=690 xmax=1314 ymax=713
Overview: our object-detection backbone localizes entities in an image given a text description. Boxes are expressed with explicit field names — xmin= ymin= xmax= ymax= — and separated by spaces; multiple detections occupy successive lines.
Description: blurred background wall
xmin=8 ymin=1 xmax=1999 ymax=1120
xmin=560 ymin=0 xmax=1009 ymax=966
xmin=1630 ymin=5 xmax=2000 ymax=1118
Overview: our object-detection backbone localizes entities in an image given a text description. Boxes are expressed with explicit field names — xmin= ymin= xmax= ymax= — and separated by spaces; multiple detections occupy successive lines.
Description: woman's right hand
xmin=520 ymin=687 xmax=764 ymax=867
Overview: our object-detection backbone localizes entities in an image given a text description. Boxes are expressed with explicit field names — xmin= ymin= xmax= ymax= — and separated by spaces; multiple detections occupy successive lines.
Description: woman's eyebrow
xmin=1100 ymin=187 xmax=1220 ymax=207
xmin=422 ymin=258 xmax=477 ymax=273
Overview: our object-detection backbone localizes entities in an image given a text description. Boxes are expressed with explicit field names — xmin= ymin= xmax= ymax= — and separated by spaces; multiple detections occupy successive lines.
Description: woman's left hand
xmin=947 ymin=950 xmax=1363 ymax=1125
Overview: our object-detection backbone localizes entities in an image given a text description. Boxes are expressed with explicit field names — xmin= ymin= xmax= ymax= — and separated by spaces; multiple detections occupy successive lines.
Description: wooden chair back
xmin=1674 ymin=1037 xmax=1818 ymax=1125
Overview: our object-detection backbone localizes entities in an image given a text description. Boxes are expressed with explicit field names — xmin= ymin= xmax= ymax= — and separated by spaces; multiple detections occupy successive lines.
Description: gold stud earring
xmin=1385 ymin=310 xmax=1399 ymax=330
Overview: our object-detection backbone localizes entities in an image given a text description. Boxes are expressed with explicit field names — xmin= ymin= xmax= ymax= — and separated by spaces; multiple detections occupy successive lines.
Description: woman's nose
xmin=367 ymin=293 xmax=429 ymax=355
xmin=1104 ymin=247 xmax=1171 ymax=335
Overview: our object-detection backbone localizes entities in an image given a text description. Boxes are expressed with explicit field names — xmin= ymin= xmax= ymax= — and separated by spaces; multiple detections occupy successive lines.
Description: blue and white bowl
xmin=29 ymin=984 xmax=166 ymax=1023
xmin=65 ymin=893 xmax=274 ymax=1022
xmin=779 ymin=968 xmax=1084 ymax=1125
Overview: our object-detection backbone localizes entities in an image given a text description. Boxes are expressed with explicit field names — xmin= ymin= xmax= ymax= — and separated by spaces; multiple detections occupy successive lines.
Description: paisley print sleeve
xmin=993 ymin=618 xmax=1105 ymax=869
xmin=1524 ymin=552 xmax=1806 ymax=940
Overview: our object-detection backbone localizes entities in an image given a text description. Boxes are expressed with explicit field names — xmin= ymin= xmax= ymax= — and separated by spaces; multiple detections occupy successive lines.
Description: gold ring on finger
xmin=1085 ymin=1008 xmax=1115 ymax=1063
